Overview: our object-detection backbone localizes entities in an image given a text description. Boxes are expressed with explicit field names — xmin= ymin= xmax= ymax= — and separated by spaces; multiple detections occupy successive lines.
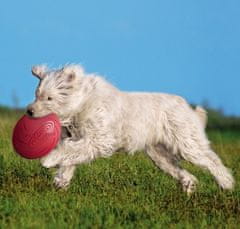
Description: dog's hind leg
xmin=146 ymin=144 xmax=198 ymax=195
xmin=176 ymin=131 xmax=235 ymax=190
xmin=179 ymin=144 xmax=234 ymax=190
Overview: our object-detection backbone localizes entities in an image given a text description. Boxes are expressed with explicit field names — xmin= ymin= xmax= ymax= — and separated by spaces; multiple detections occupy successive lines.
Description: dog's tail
xmin=195 ymin=106 xmax=207 ymax=128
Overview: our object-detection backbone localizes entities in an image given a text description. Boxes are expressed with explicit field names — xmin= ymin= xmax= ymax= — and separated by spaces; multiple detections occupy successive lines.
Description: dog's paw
xmin=181 ymin=175 xmax=198 ymax=196
xmin=53 ymin=176 xmax=70 ymax=189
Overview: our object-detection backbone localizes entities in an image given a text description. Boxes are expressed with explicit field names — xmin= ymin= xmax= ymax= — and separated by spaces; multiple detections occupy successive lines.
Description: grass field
xmin=0 ymin=111 xmax=240 ymax=228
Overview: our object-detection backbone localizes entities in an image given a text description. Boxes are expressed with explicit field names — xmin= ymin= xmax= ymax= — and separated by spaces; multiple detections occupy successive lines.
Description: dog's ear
xmin=31 ymin=65 xmax=48 ymax=79
xmin=62 ymin=65 xmax=84 ymax=82
xmin=66 ymin=72 xmax=76 ymax=83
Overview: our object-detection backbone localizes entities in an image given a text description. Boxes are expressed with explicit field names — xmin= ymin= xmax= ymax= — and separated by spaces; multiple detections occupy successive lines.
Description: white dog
xmin=27 ymin=64 xmax=234 ymax=194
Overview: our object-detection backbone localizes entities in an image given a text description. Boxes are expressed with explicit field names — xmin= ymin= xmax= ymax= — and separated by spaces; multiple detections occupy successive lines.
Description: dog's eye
xmin=47 ymin=97 xmax=53 ymax=101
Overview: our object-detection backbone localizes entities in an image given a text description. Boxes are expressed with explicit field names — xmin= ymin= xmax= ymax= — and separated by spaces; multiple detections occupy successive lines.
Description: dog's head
xmin=27 ymin=65 xmax=86 ymax=120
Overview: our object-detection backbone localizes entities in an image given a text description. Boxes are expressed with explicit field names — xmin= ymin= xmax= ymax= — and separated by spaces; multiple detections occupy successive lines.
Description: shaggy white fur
xmin=27 ymin=64 xmax=235 ymax=194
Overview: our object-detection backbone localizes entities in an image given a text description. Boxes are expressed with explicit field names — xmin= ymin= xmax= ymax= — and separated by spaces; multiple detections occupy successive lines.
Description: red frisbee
xmin=12 ymin=113 xmax=61 ymax=159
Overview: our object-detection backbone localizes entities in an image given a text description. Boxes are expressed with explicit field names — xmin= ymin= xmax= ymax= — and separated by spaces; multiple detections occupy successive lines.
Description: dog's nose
xmin=27 ymin=108 xmax=34 ymax=117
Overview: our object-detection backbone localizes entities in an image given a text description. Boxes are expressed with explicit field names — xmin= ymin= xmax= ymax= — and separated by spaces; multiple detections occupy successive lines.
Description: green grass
xmin=0 ymin=111 xmax=240 ymax=228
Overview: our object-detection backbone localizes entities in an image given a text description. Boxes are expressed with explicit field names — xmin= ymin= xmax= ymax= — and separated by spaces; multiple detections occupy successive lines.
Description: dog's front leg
xmin=40 ymin=134 xmax=109 ymax=167
xmin=59 ymin=136 xmax=115 ymax=167
xmin=41 ymin=130 xmax=115 ymax=188
xmin=40 ymin=144 xmax=77 ymax=189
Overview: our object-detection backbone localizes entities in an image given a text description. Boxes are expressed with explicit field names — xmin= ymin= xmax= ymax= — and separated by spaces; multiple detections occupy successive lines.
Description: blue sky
xmin=0 ymin=0 xmax=239 ymax=115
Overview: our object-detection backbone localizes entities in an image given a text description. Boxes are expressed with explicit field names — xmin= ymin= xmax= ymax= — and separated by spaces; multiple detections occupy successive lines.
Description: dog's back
xmin=195 ymin=106 xmax=207 ymax=128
